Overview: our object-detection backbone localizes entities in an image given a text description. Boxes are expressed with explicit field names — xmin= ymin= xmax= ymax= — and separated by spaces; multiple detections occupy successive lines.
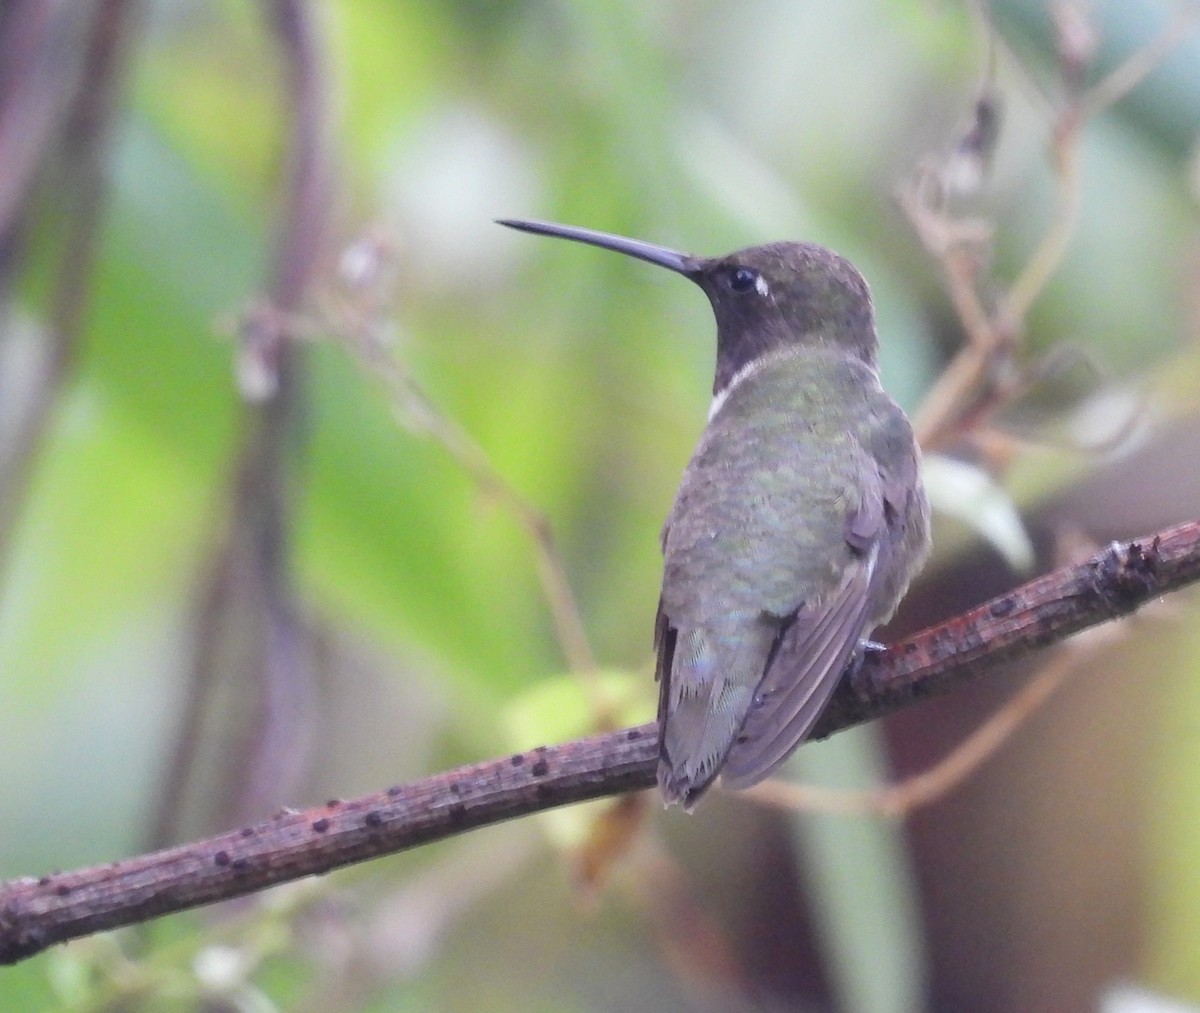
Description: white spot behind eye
xmin=754 ymin=274 xmax=770 ymax=297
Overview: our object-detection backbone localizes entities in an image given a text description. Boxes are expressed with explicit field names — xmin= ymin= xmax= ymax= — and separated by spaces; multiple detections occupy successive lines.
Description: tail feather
xmin=656 ymin=613 xmax=781 ymax=808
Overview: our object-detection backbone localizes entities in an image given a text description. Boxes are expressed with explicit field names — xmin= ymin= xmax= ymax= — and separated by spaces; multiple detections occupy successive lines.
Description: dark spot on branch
xmin=231 ymin=858 xmax=250 ymax=874
xmin=447 ymin=802 xmax=467 ymax=825
xmin=989 ymin=596 xmax=1015 ymax=617
xmin=386 ymin=785 xmax=403 ymax=797
xmin=1128 ymin=538 xmax=1161 ymax=578
xmin=510 ymin=753 xmax=525 ymax=766
xmin=928 ymin=629 xmax=954 ymax=660
xmin=214 ymin=851 xmax=231 ymax=867
xmin=448 ymin=781 xmax=461 ymax=795
xmin=311 ymin=818 xmax=330 ymax=833
xmin=363 ymin=811 xmax=383 ymax=828
xmin=1092 ymin=541 xmax=1159 ymax=613
xmin=240 ymin=828 xmax=254 ymax=838
xmin=55 ymin=885 xmax=70 ymax=898
xmin=36 ymin=877 xmax=49 ymax=888
xmin=625 ymin=727 xmax=644 ymax=740
xmin=325 ymin=799 xmax=342 ymax=808
xmin=530 ymin=759 xmax=549 ymax=777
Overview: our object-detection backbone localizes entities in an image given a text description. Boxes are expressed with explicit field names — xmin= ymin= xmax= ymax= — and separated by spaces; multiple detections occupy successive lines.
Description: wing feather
xmin=718 ymin=558 xmax=874 ymax=788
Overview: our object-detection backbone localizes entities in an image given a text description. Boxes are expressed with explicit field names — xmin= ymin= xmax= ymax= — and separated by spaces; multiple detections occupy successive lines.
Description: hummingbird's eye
xmin=729 ymin=267 xmax=759 ymax=292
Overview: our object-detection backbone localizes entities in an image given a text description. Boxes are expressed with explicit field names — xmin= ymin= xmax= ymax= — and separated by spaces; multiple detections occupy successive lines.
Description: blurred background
xmin=2 ymin=1 xmax=1200 ymax=1010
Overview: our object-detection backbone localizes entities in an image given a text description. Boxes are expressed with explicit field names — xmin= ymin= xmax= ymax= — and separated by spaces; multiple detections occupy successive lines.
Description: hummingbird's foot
xmin=847 ymin=639 xmax=888 ymax=702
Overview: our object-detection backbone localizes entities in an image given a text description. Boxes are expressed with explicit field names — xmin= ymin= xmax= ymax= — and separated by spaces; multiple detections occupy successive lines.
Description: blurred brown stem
xmin=745 ymin=642 xmax=1081 ymax=818
xmin=0 ymin=1 xmax=138 ymax=575
xmin=906 ymin=6 xmax=1199 ymax=453
xmin=347 ymin=335 xmax=599 ymax=678
xmin=2 ymin=520 xmax=1197 ymax=965
xmin=145 ymin=0 xmax=331 ymax=847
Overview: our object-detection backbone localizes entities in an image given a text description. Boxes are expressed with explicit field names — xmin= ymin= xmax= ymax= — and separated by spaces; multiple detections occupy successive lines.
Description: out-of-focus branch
xmin=884 ymin=5 xmax=1200 ymax=831
xmin=0 ymin=0 xmax=138 ymax=573
xmin=0 ymin=0 xmax=78 ymax=239
xmin=340 ymin=328 xmax=601 ymax=681
xmin=146 ymin=0 xmax=333 ymax=846
xmin=904 ymin=4 xmax=1200 ymax=453
xmin=321 ymin=238 xmax=602 ymax=707
xmin=2 ymin=520 xmax=1197 ymax=965
xmin=745 ymin=634 xmax=1083 ymax=817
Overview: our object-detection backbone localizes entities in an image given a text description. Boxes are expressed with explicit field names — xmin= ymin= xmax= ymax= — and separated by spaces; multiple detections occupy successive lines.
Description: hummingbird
xmin=498 ymin=218 xmax=930 ymax=809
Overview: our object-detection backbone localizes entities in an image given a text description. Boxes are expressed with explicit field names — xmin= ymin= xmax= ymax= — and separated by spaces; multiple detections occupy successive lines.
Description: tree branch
xmin=2 ymin=520 xmax=1198 ymax=965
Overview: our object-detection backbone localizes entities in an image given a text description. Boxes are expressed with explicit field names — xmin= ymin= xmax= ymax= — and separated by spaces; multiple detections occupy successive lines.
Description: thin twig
xmin=319 ymin=231 xmax=600 ymax=688
xmin=344 ymin=331 xmax=600 ymax=682
xmin=902 ymin=179 xmax=1003 ymax=450
xmin=1006 ymin=4 xmax=1200 ymax=321
xmin=906 ymin=6 xmax=1199 ymax=452
xmin=744 ymin=645 xmax=1079 ymax=818
xmin=1002 ymin=130 xmax=1081 ymax=324
xmin=2 ymin=520 xmax=1197 ymax=965
xmin=1084 ymin=4 xmax=1200 ymax=116
xmin=745 ymin=528 xmax=1152 ymax=819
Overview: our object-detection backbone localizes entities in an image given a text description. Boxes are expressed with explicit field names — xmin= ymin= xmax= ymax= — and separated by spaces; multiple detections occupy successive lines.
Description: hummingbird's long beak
xmin=497 ymin=218 xmax=698 ymax=276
